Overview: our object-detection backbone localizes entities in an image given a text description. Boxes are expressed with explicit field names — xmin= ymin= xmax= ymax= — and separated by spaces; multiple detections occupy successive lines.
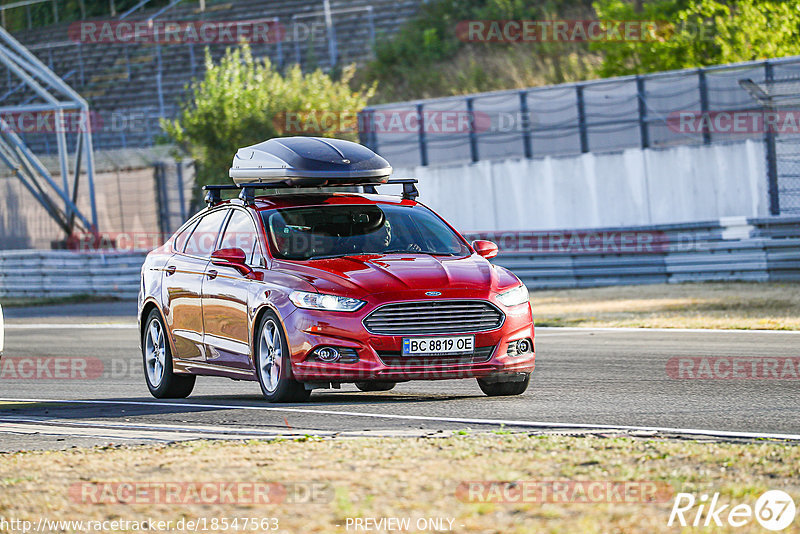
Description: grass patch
xmin=532 ymin=282 xmax=800 ymax=330
xmin=0 ymin=435 xmax=797 ymax=533
xmin=0 ymin=294 xmax=121 ymax=308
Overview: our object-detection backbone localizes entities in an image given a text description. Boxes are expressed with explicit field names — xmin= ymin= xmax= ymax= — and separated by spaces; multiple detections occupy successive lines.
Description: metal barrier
xmin=0 ymin=250 xmax=146 ymax=299
xmin=467 ymin=217 xmax=800 ymax=289
xmin=1 ymin=218 xmax=797 ymax=299
xmin=361 ymin=56 xmax=800 ymax=216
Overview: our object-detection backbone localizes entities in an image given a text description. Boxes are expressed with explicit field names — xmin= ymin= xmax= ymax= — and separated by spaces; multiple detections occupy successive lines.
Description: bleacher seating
xmin=2 ymin=0 xmax=422 ymax=153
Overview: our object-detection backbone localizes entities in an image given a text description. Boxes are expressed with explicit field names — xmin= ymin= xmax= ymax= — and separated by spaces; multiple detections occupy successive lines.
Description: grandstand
xmin=3 ymin=0 xmax=423 ymax=152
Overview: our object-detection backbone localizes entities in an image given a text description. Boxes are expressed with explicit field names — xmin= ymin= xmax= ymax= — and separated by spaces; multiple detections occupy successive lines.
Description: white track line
xmin=536 ymin=327 xmax=800 ymax=334
xmin=0 ymin=416 xmax=441 ymax=440
xmin=0 ymin=397 xmax=798 ymax=441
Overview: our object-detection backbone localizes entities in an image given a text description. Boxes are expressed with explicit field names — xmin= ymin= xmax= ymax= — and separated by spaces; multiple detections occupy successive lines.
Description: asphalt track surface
xmin=1 ymin=302 xmax=799 ymax=451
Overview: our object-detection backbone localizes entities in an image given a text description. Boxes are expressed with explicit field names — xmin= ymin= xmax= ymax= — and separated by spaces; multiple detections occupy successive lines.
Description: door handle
xmin=206 ymin=270 xmax=218 ymax=280
xmin=164 ymin=265 xmax=176 ymax=276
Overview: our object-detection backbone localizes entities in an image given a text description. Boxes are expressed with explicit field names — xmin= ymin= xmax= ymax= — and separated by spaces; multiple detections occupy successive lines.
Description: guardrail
xmin=465 ymin=217 xmax=800 ymax=289
xmin=0 ymin=217 xmax=798 ymax=299
xmin=0 ymin=250 xmax=146 ymax=299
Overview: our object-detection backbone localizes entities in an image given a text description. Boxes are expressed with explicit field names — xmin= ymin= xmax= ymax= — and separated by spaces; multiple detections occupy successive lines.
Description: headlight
xmin=289 ymin=291 xmax=366 ymax=312
xmin=496 ymin=284 xmax=529 ymax=307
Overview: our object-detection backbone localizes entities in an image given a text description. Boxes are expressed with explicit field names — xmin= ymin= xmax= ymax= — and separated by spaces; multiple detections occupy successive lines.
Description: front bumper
xmin=283 ymin=296 xmax=535 ymax=382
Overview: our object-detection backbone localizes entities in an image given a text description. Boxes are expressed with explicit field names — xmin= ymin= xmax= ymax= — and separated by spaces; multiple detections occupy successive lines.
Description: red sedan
xmin=138 ymin=139 xmax=535 ymax=402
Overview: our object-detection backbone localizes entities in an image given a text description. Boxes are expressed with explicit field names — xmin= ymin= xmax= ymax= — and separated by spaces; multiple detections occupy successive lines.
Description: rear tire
xmin=255 ymin=312 xmax=310 ymax=403
xmin=142 ymin=309 xmax=195 ymax=399
xmin=477 ymin=374 xmax=530 ymax=397
xmin=355 ymin=381 xmax=396 ymax=392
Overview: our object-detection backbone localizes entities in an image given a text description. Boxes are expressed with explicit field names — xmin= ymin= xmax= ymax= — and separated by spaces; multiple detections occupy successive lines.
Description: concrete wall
xmin=394 ymin=139 xmax=768 ymax=233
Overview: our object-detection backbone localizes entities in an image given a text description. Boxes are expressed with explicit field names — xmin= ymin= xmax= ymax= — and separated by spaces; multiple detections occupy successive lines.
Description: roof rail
xmin=202 ymin=179 xmax=419 ymax=207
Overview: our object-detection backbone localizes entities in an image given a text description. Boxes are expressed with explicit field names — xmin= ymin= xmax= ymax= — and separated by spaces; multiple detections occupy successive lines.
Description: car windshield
xmin=262 ymin=203 xmax=469 ymax=260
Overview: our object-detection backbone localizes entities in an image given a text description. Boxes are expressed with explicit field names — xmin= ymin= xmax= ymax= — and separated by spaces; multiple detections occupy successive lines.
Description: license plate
xmin=402 ymin=335 xmax=474 ymax=356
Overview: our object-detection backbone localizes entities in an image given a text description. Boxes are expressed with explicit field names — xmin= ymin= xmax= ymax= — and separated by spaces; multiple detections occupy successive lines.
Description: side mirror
xmin=472 ymin=240 xmax=498 ymax=259
xmin=211 ymin=247 xmax=253 ymax=276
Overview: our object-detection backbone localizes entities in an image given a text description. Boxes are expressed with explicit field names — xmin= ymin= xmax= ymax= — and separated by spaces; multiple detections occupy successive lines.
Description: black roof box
xmin=229 ymin=136 xmax=392 ymax=186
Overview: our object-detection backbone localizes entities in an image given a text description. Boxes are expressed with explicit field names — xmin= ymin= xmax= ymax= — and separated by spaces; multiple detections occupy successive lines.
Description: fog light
xmin=313 ymin=347 xmax=340 ymax=362
xmin=507 ymin=338 xmax=533 ymax=357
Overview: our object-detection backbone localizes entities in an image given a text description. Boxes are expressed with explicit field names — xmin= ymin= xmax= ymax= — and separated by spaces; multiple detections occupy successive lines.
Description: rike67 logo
xmin=669 ymin=490 xmax=796 ymax=531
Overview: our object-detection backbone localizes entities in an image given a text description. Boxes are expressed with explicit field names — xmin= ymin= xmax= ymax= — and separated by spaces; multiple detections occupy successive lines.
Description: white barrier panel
xmin=394 ymin=140 xmax=768 ymax=232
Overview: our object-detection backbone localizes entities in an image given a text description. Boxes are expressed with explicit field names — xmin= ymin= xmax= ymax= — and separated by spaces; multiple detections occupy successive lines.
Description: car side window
xmin=219 ymin=209 xmax=260 ymax=265
xmin=183 ymin=209 xmax=229 ymax=258
xmin=173 ymin=220 xmax=198 ymax=252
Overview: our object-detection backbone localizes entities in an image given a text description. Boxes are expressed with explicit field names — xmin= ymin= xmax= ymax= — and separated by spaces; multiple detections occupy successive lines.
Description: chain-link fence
xmin=0 ymin=159 xmax=194 ymax=250
xmin=748 ymin=77 xmax=800 ymax=216
xmin=361 ymin=55 xmax=800 ymax=216
xmin=776 ymin=135 xmax=800 ymax=215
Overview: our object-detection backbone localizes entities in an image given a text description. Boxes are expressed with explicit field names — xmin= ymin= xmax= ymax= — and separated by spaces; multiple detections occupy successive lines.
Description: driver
xmin=363 ymin=219 xmax=421 ymax=253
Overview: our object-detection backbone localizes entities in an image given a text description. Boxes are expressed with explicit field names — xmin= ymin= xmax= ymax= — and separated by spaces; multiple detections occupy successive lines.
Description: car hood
xmin=272 ymin=254 xmax=518 ymax=297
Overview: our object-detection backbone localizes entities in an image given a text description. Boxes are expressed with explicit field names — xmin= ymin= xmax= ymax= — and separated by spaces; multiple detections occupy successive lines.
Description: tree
xmin=592 ymin=0 xmax=800 ymax=77
xmin=162 ymin=45 xmax=375 ymax=188
xmin=360 ymin=0 xmax=596 ymax=102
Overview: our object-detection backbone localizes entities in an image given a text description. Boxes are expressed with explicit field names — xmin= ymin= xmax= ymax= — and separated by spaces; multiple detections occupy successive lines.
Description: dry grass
xmin=1 ymin=434 xmax=799 ymax=533
xmin=533 ymin=282 xmax=800 ymax=330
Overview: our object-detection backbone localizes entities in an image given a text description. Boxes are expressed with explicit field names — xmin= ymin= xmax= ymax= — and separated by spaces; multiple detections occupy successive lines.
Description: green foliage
xmin=592 ymin=0 xmax=800 ymax=77
xmin=361 ymin=0 xmax=596 ymax=102
xmin=162 ymin=45 xmax=375 ymax=188
xmin=0 ymin=1 xmax=172 ymax=31
xmin=362 ymin=0 xmax=800 ymax=101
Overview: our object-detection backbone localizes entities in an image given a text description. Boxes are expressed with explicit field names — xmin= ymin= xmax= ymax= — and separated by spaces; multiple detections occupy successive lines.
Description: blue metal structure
xmin=0 ymin=26 xmax=98 ymax=236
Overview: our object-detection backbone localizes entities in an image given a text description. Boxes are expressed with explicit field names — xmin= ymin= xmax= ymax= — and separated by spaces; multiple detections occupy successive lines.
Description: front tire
xmin=255 ymin=312 xmax=310 ymax=403
xmin=477 ymin=374 xmax=530 ymax=397
xmin=142 ymin=309 xmax=195 ymax=398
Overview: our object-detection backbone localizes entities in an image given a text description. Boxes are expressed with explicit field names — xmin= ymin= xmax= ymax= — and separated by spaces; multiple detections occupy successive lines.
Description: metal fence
xmin=2 ymin=217 xmax=798 ymax=298
xmin=0 ymin=250 xmax=146 ymax=299
xmin=154 ymin=159 xmax=197 ymax=236
xmin=464 ymin=217 xmax=800 ymax=289
xmin=11 ymin=2 xmax=379 ymax=154
xmin=361 ymin=56 xmax=800 ymax=216
xmin=0 ymin=159 xmax=193 ymax=250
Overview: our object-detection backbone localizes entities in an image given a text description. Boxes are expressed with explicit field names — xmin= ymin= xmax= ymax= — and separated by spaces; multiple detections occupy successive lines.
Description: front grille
xmin=377 ymin=346 xmax=496 ymax=367
xmin=363 ymin=300 xmax=504 ymax=335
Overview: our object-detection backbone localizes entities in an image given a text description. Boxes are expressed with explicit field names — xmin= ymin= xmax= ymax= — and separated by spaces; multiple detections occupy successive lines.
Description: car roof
xmin=242 ymin=192 xmax=419 ymax=211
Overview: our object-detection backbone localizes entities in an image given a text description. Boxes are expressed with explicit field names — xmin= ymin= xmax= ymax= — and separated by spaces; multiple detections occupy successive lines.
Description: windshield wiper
xmin=382 ymin=249 xmax=458 ymax=256
xmin=306 ymin=250 xmax=460 ymax=260
xmin=307 ymin=253 xmax=355 ymax=260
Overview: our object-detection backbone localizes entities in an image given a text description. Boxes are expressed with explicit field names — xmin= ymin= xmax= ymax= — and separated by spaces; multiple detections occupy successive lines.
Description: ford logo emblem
xmin=425 ymin=291 xmax=442 ymax=296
